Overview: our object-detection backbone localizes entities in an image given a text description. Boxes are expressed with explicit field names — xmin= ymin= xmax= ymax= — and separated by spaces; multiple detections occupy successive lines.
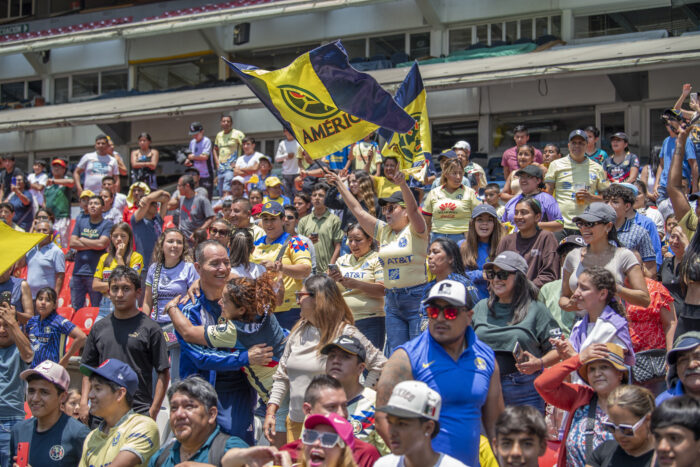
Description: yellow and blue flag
xmin=224 ymin=41 xmax=415 ymax=159
xmin=380 ymin=62 xmax=431 ymax=170
xmin=0 ymin=222 xmax=44 ymax=276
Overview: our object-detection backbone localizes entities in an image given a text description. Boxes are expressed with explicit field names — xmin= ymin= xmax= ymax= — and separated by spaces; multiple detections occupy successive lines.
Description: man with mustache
xmin=657 ymin=331 xmax=700 ymax=404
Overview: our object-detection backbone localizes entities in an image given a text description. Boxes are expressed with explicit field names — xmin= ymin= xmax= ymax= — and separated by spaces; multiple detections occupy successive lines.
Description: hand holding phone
xmin=513 ymin=341 xmax=525 ymax=364
xmin=16 ymin=442 xmax=28 ymax=467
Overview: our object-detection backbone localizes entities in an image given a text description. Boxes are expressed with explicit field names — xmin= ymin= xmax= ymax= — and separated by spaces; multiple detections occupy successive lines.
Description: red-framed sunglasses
xmin=426 ymin=304 xmax=461 ymax=320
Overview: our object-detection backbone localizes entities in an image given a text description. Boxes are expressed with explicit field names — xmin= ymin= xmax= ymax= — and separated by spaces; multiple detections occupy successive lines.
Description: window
xmin=449 ymin=15 xmax=561 ymax=52
xmin=72 ymin=72 xmax=99 ymax=99
xmin=136 ymin=55 xmax=218 ymax=92
xmin=432 ymin=121 xmax=479 ymax=156
xmin=369 ymin=34 xmax=404 ymax=59
xmin=520 ymin=18 xmax=533 ymax=40
xmin=490 ymin=23 xmax=504 ymax=44
xmin=575 ymin=4 xmax=700 ymax=39
xmin=0 ymin=79 xmax=42 ymax=104
xmin=505 ymin=21 xmax=518 ymax=43
xmin=342 ymin=38 xmax=367 ymax=60
xmin=52 ymin=69 xmax=127 ymax=103
xmin=409 ymin=32 xmax=430 ymax=59
xmin=0 ymin=0 xmax=32 ymax=20
xmin=449 ymin=27 xmax=472 ymax=52
xmin=101 ymin=70 xmax=128 ymax=94
xmin=475 ymin=24 xmax=488 ymax=44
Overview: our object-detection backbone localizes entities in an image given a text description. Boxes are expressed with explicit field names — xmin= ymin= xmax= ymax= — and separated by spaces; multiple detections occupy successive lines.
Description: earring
xmin=425 ymin=433 xmax=430 ymax=437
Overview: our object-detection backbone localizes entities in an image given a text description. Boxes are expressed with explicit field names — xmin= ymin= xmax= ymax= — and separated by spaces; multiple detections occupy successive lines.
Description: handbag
xmin=631 ymin=348 xmax=667 ymax=383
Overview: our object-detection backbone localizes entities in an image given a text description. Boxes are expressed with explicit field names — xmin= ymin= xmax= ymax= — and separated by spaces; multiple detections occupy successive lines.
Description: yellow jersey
xmin=421 ymin=185 xmax=479 ymax=234
xmin=374 ymin=221 xmax=428 ymax=289
xmin=79 ymin=411 xmax=159 ymax=467
xmin=336 ymin=251 xmax=385 ymax=321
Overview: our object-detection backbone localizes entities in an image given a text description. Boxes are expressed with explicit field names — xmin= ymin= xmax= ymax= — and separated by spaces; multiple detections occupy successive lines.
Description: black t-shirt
xmin=81 ymin=312 xmax=170 ymax=414
xmin=588 ymin=440 xmax=654 ymax=467
xmin=10 ymin=413 xmax=91 ymax=467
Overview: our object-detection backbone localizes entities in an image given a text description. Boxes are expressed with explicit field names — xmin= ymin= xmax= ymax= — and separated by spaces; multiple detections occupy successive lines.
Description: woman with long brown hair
xmin=92 ymin=222 xmax=144 ymax=319
xmin=325 ymin=170 xmax=379 ymax=232
xmin=462 ymin=204 xmax=505 ymax=301
xmin=263 ymin=275 xmax=386 ymax=444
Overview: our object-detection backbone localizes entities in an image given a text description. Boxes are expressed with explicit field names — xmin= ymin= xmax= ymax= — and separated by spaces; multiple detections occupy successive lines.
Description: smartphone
xmin=0 ymin=291 xmax=11 ymax=306
xmin=10 ymin=177 xmax=16 ymax=186
xmin=16 ymin=442 xmax=28 ymax=467
xmin=691 ymin=92 xmax=699 ymax=106
xmin=549 ymin=328 xmax=563 ymax=340
xmin=328 ymin=264 xmax=340 ymax=274
xmin=512 ymin=341 xmax=524 ymax=363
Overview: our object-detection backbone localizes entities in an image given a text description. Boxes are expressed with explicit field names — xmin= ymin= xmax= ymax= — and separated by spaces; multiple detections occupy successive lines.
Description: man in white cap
xmin=11 ymin=360 xmax=90 ymax=467
xmin=453 ymin=140 xmax=486 ymax=190
xmin=376 ymin=380 xmax=467 ymax=466
xmin=376 ymin=279 xmax=503 ymax=467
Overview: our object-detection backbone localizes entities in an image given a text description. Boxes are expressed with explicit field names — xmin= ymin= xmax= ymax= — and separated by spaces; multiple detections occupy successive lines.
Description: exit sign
xmin=0 ymin=23 xmax=29 ymax=35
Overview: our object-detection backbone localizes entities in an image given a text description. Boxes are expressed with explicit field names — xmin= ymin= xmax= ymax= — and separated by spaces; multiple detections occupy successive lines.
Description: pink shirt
xmin=501 ymin=145 xmax=543 ymax=171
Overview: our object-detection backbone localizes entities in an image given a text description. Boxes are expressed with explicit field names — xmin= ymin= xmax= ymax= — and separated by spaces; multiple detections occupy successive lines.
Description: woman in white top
xmin=376 ymin=380 xmax=467 ymax=467
xmin=263 ymin=275 xmax=386 ymax=444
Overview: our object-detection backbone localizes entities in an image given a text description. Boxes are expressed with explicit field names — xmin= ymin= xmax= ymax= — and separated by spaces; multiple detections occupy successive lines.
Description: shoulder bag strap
xmin=208 ymin=432 xmax=231 ymax=466
xmin=154 ymin=439 xmax=176 ymax=467
xmin=151 ymin=262 xmax=163 ymax=320
xmin=585 ymin=393 xmax=599 ymax=461
xmin=275 ymin=237 xmax=290 ymax=263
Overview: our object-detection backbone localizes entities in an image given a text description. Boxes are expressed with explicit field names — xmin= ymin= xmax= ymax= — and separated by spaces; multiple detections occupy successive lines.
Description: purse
xmin=631 ymin=348 xmax=667 ymax=383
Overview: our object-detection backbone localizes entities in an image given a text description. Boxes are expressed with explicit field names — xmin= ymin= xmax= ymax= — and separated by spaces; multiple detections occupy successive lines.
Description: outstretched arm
xmin=375 ymin=349 xmax=413 ymax=444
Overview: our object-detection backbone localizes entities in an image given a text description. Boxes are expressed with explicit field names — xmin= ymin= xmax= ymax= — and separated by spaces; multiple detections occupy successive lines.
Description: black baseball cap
xmin=378 ymin=191 xmax=405 ymax=207
xmin=321 ymin=335 xmax=366 ymax=362
xmin=189 ymin=122 xmax=204 ymax=135
xmin=514 ymin=165 xmax=543 ymax=179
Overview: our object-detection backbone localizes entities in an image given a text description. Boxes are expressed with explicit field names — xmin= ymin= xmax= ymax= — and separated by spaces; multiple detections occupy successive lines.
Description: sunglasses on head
xmin=426 ymin=304 xmax=461 ymax=320
xmin=575 ymin=220 xmax=604 ymax=229
xmin=602 ymin=414 xmax=648 ymax=437
xmin=301 ymin=429 xmax=345 ymax=449
xmin=485 ymin=270 xmax=514 ymax=280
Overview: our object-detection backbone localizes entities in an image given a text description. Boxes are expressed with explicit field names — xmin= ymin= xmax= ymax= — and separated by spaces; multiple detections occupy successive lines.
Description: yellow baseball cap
xmin=265 ymin=176 xmax=282 ymax=187
xmin=79 ymin=190 xmax=95 ymax=199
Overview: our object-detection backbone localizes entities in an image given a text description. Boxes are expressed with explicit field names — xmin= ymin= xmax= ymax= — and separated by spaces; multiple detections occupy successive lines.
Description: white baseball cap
xmin=378 ymin=380 xmax=441 ymax=421
xmin=452 ymin=140 xmax=471 ymax=151
xmin=422 ymin=279 xmax=468 ymax=307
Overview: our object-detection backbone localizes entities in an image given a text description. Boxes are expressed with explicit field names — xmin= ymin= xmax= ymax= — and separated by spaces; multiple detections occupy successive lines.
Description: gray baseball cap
xmin=483 ymin=251 xmax=528 ymax=275
xmin=569 ymin=129 xmax=587 ymax=142
xmin=572 ymin=202 xmax=617 ymax=224
xmin=471 ymin=203 xmax=499 ymax=220
xmin=515 ymin=165 xmax=544 ymax=179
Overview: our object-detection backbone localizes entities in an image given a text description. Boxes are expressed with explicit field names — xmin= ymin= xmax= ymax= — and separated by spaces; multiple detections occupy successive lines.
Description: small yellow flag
xmin=0 ymin=222 xmax=45 ymax=276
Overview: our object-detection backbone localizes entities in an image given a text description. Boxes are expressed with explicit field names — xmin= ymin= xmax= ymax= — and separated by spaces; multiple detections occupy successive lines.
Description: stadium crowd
xmin=0 ymin=84 xmax=700 ymax=467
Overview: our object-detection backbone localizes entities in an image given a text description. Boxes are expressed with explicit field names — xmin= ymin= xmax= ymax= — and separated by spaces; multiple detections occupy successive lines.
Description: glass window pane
xmin=449 ymin=27 xmax=471 ymax=53
xmin=368 ymin=34 xmax=404 ymax=59
xmin=409 ymin=32 xmax=430 ymax=59
xmin=505 ymin=21 xmax=517 ymax=43
xmin=136 ymin=55 xmax=217 ymax=92
xmin=475 ymin=24 xmax=487 ymax=44
xmin=10 ymin=0 xmax=19 ymax=17
xmin=0 ymin=1 xmax=8 ymax=19
xmin=490 ymin=23 xmax=503 ymax=44
xmin=20 ymin=0 xmax=30 ymax=15
xmin=0 ymin=81 xmax=24 ymax=103
xmin=54 ymin=77 xmax=68 ymax=104
xmin=551 ymin=15 xmax=561 ymax=37
xmin=101 ymin=70 xmax=127 ymax=94
xmin=72 ymin=73 xmax=98 ymax=98
xmin=536 ymin=17 xmax=549 ymax=38
xmin=520 ymin=18 xmax=533 ymax=39
xmin=342 ymin=39 xmax=366 ymax=60
xmin=27 ymin=80 xmax=41 ymax=99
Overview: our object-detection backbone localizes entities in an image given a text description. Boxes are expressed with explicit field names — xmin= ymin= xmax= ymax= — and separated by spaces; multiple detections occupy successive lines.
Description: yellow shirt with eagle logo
xmin=421 ymin=185 xmax=479 ymax=234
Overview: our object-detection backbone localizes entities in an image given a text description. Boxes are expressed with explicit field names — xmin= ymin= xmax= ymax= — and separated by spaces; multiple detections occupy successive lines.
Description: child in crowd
xmin=62 ymin=388 xmax=82 ymax=419
xmin=25 ymin=287 xmax=86 ymax=368
xmin=483 ymin=183 xmax=506 ymax=219
xmin=493 ymin=405 xmax=548 ymax=467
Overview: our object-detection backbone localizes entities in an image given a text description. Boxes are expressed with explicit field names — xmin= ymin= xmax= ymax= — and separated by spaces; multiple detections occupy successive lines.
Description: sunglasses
xmin=485 ymin=270 xmax=514 ymax=280
xmin=426 ymin=304 xmax=461 ymax=320
xmin=575 ymin=220 xmax=604 ymax=229
xmin=381 ymin=204 xmax=402 ymax=214
xmin=209 ymin=228 xmax=231 ymax=236
xmin=295 ymin=291 xmax=315 ymax=300
xmin=602 ymin=414 xmax=648 ymax=437
xmin=301 ymin=429 xmax=345 ymax=449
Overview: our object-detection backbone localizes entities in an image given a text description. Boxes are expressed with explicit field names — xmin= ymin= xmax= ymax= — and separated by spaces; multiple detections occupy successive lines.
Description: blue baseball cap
xmin=80 ymin=359 xmax=138 ymax=396
xmin=438 ymin=150 xmax=459 ymax=161
xmin=260 ymin=201 xmax=283 ymax=217
xmin=568 ymin=129 xmax=587 ymax=142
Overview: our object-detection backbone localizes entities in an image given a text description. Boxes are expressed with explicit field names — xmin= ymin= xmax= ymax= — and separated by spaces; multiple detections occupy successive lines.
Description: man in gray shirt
xmin=176 ymin=174 xmax=215 ymax=244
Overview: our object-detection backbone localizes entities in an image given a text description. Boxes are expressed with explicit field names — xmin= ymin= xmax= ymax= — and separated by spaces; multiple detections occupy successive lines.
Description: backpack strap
xmin=154 ymin=438 xmax=176 ymax=467
xmin=584 ymin=393 xmax=599 ymax=462
xmin=208 ymin=432 xmax=231 ymax=466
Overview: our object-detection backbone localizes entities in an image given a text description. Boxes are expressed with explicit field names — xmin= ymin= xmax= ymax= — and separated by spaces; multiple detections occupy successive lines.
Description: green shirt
xmin=297 ymin=209 xmax=343 ymax=273
xmin=44 ymin=183 xmax=71 ymax=219
xmin=537 ymin=279 xmax=576 ymax=336
xmin=472 ymin=299 xmax=558 ymax=357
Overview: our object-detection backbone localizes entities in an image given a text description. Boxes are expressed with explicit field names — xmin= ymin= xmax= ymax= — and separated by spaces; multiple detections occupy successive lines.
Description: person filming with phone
xmin=471 ymin=251 xmax=561 ymax=414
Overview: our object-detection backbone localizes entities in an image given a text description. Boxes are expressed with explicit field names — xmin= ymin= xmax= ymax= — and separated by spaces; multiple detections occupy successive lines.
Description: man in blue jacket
xmin=170 ymin=240 xmax=272 ymax=444
xmin=657 ymin=331 xmax=700 ymax=404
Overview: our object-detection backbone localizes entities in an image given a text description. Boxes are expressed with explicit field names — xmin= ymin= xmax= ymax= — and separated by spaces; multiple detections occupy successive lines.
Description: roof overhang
xmin=2 ymin=35 xmax=699 ymax=132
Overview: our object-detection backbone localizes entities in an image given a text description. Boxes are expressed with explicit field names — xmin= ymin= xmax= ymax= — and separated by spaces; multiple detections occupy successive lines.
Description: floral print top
xmin=566 ymin=402 xmax=614 ymax=467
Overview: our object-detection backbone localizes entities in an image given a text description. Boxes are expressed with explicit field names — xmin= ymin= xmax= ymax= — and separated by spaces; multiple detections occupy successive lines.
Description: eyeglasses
xmin=602 ymin=414 xmax=649 ymax=437
xmin=381 ymin=204 xmax=401 ymax=214
xmin=426 ymin=304 xmax=461 ymax=320
xmin=485 ymin=270 xmax=514 ymax=280
xmin=295 ymin=291 xmax=315 ymax=300
xmin=575 ymin=220 xmax=604 ymax=229
xmin=209 ymin=228 xmax=231 ymax=237
xmin=301 ymin=429 xmax=345 ymax=449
